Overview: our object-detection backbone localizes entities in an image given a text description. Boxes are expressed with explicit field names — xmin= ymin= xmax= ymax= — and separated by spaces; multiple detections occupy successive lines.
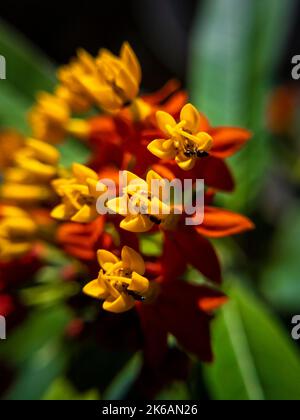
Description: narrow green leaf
xmin=0 ymin=19 xmax=55 ymax=99
xmin=0 ymin=305 xmax=72 ymax=366
xmin=260 ymin=204 xmax=300 ymax=313
xmin=42 ymin=377 xmax=100 ymax=400
xmin=103 ymin=353 xmax=142 ymax=400
xmin=205 ymin=282 xmax=300 ymax=400
xmin=5 ymin=342 xmax=68 ymax=400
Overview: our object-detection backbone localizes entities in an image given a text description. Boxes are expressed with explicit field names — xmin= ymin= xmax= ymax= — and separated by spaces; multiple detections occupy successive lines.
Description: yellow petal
xmin=176 ymin=157 xmax=196 ymax=171
xmin=146 ymin=170 xmax=164 ymax=187
xmin=72 ymin=163 xmax=98 ymax=183
xmin=121 ymin=246 xmax=145 ymax=275
xmin=103 ymin=293 xmax=135 ymax=313
xmin=120 ymin=214 xmax=153 ymax=233
xmin=51 ymin=204 xmax=70 ymax=221
xmin=195 ymin=132 xmax=213 ymax=150
xmin=16 ymin=157 xmax=57 ymax=180
xmin=106 ymin=196 xmax=129 ymax=216
xmin=71 ymin=204 xmax=97 ymax=223
xmin=120 ymin=42 xmax=142 ymax=85
xmin=1 ymin=206 xmax=28 ymax=219
xmin=87 ymin=178 xmax=107 ymax=199
xmin=122 ymin=171 xmax=147 ymax=195
xmin=96 ymin=88 xmax=123 ymax=112
xmin=147 ymin=139 xmax=177 ymax=160
xmin=180 ymin=103 xmax=200 ymax=133
xmin=83 ymin=279 xmax=108 ymax=299
xmin=0 ymin=241 xmax=31 ymax=260
xmin=116 ymin=67 xmax=139 ymax=101
xmin=2 ymin=217 xmax=37 ymax=237
xmin=97 ymin=250 xmax=119 ymax=271
xmin=156 ymin=111 xmax=176 ymax=136
xmin=26 ymin=138 xmax=60 ymax=165
xmin=1 ymin=184 xmax=52 ymax=203
xmin=128 ymin=272 xmax=149 ymax=294
xmin=67 ymin=119 xmax=90 ymax=140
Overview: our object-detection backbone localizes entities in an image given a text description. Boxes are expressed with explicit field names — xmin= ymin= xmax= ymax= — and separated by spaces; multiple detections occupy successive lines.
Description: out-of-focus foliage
xmin=189 ymin=0 xmax=300 ymax=401
xmin=189 ymin=0 xmax=295 ymax=213
xmin=261 ymin=206 xmax=300 ymax=313
xmin=205 ymin=283 xmax=300 ymax=400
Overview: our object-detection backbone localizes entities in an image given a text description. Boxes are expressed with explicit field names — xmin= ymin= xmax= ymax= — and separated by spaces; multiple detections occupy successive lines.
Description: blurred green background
xmin=1 ymin=0 xmax=300 ymax=400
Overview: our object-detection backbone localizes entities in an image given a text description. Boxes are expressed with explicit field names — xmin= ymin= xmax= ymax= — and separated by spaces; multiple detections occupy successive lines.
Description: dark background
xmin=1 ymin=0 xmax=300 ymax=91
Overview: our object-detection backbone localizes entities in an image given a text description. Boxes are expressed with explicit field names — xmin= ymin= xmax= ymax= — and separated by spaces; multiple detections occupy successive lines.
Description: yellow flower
xmin=0 ymin=130 xmax=24 ymax=170
xmin=83 ymin=246 xmax=152 ymax=313
xmin=29 ymin=92 xmax=89 ymax=143
xmin=57 ymin=49 xmax=97 ymax=113
xmin=55 ymin=84 xmax=91 ymax=114
xmin=0 ymin=206 xmax=37 ymax=261
xmin=147 ymin=103 xmax=213 ymax=171
xmin=58 ymin=42 xmax=141 ymax=113
xmin=1 ymin=138 xmax=59 ymax=205
xmin=95 ymin=42 xmax=141 ymax=112
xmin=51 ymin=163 xmax=107 ymax=223
xmin=106 ymin=170 xmax=171 ymax=233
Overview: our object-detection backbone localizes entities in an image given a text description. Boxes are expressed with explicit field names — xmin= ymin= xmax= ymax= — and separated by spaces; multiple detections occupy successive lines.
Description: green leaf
xmin=156 ymin=382 xmax=190 ymax=400
xmin=0 ymin=305 xmax=72 ymax=366
xmin=205 ymin=282 xmax=300 ymax=400
xmin=140 ymin=232 xmax=163 ymax=257
xmin=0 ymin=19 xmax=55 ymax=99
xmin=42 ymin=377 xmax=100 ymax=400
xmin=260 ymin=205 xmax=300 ymax=313
xmin=5 ymin=342 xmax=68 ymax=400
xmin=103 ymin=353 xmax=142 ymax=400
xmin=189 ymin=0 xmax=295 ymax=212
xmin=58 ymin=137 xmax=91 ymax=168
xmin=0 ymin=19 xmax=55 ymax=132
xmin=0 ymin=83 xmax=31 ymax=131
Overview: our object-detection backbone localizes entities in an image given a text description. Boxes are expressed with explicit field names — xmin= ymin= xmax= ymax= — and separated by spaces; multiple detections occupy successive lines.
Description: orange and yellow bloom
xmin=0 ymin=40 xmax=255 ymax=375
xmin=51 ymin=163 xmax=107 ymax=223
xmin=148 ymin=104 xmax=213 ymax=170
xmin=83 ymin=246 xmax=152 ymax=313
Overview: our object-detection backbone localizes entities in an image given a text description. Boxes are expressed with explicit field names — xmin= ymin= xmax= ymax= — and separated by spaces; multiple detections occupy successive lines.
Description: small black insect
xmin=196 ymin=150 xmax=209 ymax=158
xmin=148 ymin=215 xmax=162 ymax=225
xmin=184 ymin=148 xmax=209 ymax=159
xmin=127 ymin=290 xmax=146 ymax=302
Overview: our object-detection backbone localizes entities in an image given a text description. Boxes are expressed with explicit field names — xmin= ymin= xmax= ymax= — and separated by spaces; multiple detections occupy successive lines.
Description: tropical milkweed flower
xmin=106 ymin=170 xmax=172 ymax=233
xmin=83 ymin=246 xmax=153 ymax=313
xmin=29 ymin=92 xmax=89 ymax=143
xmin=58 ymin=42 xmax=141 ymax=114
xmin=51 ymin=163 xmax=107 ymax=223
xmin=147 ymin=103 xmax=213 ymax=170
xmin=1 ymin=138 xmax=60 ymax=205
xmin=0 ymin=130 xmax=24 ymax=170
xmin=0 ymin=206 xmax=37 ymax=261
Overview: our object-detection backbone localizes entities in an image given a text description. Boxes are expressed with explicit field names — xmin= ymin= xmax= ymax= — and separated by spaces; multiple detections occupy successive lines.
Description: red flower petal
xmin=171 ymin=227 xmax=222 ymax=284
xmin=210 ymin=127 xmax=252 ymax=158
xmin=196 ymin=206 xmax=255 ymax=238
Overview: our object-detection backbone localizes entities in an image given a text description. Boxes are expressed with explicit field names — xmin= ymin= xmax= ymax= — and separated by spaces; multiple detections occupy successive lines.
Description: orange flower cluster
xmin=0 ymin=42 xmax=254 ymax=366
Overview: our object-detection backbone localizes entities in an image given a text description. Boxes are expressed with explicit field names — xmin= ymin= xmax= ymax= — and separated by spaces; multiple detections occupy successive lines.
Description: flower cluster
xmin=0 ymin=42 xmax=254 ymax=369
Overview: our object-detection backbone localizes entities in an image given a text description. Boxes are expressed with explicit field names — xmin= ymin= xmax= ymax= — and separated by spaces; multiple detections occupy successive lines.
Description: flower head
xmin=0 ymin=206 xmax=37 ymax=262
xmin=1 ymin=138 xmax=60 ymax=205
xmin=83 ymin=246 xmax=152 ymax=313
xmin=51 ymin=163 xmax=107 ymax=223
xmin=106 ymin=170 xmax=172 ymax=233
xmin=29 ymin=92 xmax=89 ymax=143
xmin=148 ymin=103 xmax=213 ymax=171
xmin=0 ymin=130 xmax=24 ymax=170
xmin=58 ymin=42 xmax=141 ymax=114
